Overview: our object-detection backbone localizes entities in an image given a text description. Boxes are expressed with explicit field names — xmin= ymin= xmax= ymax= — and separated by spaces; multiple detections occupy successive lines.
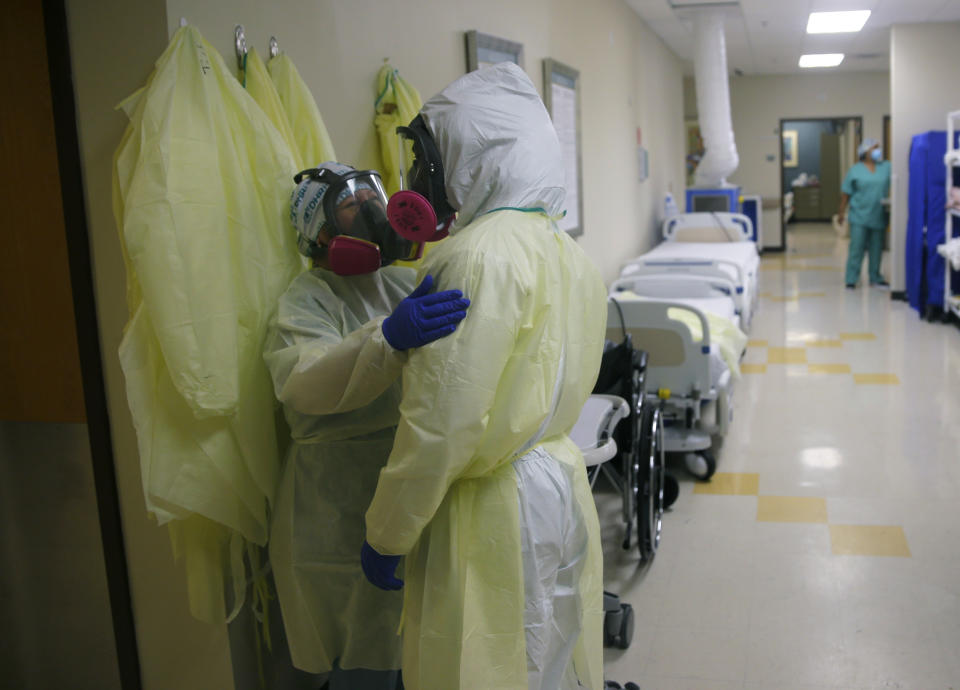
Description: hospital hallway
xmin=598 ymin=222 xmax=960 ymax=689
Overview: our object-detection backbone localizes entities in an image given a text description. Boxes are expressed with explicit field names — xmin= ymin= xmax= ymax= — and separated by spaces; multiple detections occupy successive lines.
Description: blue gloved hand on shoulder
xmin=382 ymin=275 xmax=470 ymax=351
xmin=361 ymin=541 xmax=404 ymax=591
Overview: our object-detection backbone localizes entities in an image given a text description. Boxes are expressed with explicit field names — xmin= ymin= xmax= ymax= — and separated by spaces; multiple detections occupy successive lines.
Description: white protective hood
xmin=420 ymin=62 xmax=566 ymax=230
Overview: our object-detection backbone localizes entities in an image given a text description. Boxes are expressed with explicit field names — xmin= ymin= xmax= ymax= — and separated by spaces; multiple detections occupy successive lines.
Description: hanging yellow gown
xmin=113 ymin=25 xmax=303 ymax=622
xmin=242 ymin=48 xmax=301 ymax=167
xmin=268 ymin=52 xmax=337 ymax=167
xmin=374 ymin=63 xmax=422 ymax=196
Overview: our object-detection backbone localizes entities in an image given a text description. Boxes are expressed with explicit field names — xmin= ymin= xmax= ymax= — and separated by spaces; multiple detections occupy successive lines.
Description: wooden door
xmin=0 ymin=0 xmax=85 ymax=422
xmin=819 ymin=132 xmax=841 ymax=218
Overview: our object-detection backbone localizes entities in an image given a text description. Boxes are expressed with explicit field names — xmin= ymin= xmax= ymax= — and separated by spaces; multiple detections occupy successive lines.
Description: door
xmin=820 ymin=132 xmax=841 ymax=219
xmin=0 ymin=0 xmax=128 ymax=687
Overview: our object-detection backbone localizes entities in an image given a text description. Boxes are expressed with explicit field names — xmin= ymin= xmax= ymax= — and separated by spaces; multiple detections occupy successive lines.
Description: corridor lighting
xmin=799 ymin=53 xmax=845 ymax=68
xmin=806 ymin=10 xmax=871 ymax=34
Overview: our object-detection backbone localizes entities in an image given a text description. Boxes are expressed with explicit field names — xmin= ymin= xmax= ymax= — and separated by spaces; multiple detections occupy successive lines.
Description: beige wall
xmin=65 ymin=0 xmax=684 ymax=688
xmin=65 ymin=1 xmax=235 ymax=689
xmin=728 ymin=71 xmax=890 ymax=249
xmin=890 ymin=22 xmax=960 ymax=293
xmin=165 ymin=0 xmax=686 ymax=283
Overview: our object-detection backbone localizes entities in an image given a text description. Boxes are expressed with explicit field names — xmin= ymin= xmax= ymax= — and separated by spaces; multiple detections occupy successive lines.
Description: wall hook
xmin=235 ymin=24 xmax=248 ymax=70
xmin=269 ymin=36 xmax=280 ymax=58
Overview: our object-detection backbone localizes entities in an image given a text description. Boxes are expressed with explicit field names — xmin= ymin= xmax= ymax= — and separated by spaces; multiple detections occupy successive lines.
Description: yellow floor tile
xmin=807 ymin=339 xmax=843 ymax=348
xmin=853 ymin=373 xmax=900 ymax=385
xmin=747 ymin=339 xmax=769 ymax=348
xmin=741 ymin=363 xmax=767 ymax=374
xmin=767 ymin=347 xmax=807 ymax=364
xmin=693 ymin=472 xmax=759 ymax=496
xmin=757 ymin=496 xmax=828 ymax=523
xmin=808 ymin=363 xmax=852 ymax=374
xmin=830 ymin=525 xmax=911 ymax=557
xmin=798 ymin=291 xmax=827 ymax=298
xmin=840 ymin=332 xmax=877 ymax=341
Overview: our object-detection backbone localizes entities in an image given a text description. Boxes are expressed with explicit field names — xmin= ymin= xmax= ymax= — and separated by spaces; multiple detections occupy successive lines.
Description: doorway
xmin=1 ymin=0 xmax=139 ymax=687
xmin=780 ymin=116 xmax=863 ymax=250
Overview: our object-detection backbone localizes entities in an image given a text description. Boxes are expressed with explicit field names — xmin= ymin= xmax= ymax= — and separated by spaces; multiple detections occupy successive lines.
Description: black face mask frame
xmin=396 ymin=115 xmax=456 ymax=227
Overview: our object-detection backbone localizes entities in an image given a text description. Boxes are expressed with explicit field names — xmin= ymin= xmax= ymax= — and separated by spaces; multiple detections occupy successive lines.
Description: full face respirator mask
xmin=395 ymin=115 xmax=457 ymax=240
xmin=291 ymin=165 xmax=446 ymax=276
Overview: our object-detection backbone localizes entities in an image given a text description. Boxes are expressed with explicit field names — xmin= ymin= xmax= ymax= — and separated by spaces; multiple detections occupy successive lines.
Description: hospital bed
xmin=613 ymin=264 xmax=741 ymax=328
xmin=606 ymin=295 xmax=745 ymax=480
xmin=621 ymin=212 xmax=760 ymax=331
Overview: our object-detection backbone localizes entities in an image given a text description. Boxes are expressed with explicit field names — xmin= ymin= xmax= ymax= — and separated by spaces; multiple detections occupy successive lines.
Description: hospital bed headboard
xmin=607 ymin=298 xmax=711 ymax=395
xmin=662 ymin=212 xmax=754 ymax=243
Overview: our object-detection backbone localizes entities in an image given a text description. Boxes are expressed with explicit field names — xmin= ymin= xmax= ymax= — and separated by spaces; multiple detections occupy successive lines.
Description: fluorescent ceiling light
xmin=799 ymin=53 xmax=845 ymax=68
xmin=807 ymin=10 xmax=871 ymax=34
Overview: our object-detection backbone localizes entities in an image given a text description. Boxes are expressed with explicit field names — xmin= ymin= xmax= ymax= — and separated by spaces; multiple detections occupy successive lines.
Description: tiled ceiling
xmin=626 ymin=0 xmax=960 ymax=74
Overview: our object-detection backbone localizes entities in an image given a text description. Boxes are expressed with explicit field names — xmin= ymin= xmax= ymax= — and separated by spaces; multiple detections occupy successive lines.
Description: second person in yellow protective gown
xmin=361 ymin=62 xmax=608 ymax=690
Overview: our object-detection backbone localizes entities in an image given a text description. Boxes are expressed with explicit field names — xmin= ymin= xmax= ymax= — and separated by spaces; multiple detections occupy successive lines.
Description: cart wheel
xmin=604 ymin=683 xmax=624 ymax=689
xmin=616 ymin=603 xmax=635 ymax=650
xmin=684 ymin=451 xmax=717 ymax=481
xmin=624 ymin=683 xmax=641 ymax=690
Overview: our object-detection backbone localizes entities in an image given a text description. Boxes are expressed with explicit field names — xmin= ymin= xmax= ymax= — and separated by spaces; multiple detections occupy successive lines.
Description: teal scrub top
xmin=842 ymin=160 xmax=891 ymax=230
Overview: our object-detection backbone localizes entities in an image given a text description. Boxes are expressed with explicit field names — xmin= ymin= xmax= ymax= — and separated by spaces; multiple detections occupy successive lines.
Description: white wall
xmin=728 ymin=71 xmax=890 ymax=249
xmin=65 ymin=1 xmax=685 ymax=688
xmin=165 ymin=0 xmax=686 ymax=283
xmin=890 ymin=22 xmax=960 ymax=293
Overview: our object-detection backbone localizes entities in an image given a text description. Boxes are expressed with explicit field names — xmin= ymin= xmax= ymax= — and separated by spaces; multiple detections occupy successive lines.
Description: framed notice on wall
xmin=465 ymin=31 xmax=524 ymax=72
xmin=782 ymin=130 xmax=799 ymax=167
xmin=543 ymin=59 xmax=583 ymax=237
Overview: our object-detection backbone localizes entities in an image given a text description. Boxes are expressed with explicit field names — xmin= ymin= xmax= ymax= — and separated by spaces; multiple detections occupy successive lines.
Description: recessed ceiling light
xmin=799 ymin=53 xmax=845 ymax=68
xmin=806 ymin=10 xmax=871 ymax=34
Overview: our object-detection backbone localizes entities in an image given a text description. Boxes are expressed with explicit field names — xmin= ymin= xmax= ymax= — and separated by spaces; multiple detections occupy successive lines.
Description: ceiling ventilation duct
xmin=691 ymin=9 xmax=739 ymax=186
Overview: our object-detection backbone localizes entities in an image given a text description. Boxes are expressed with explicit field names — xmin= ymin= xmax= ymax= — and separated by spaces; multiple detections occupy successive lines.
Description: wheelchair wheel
xmin=636 ymin=403 xmax=664 ymax=563
xmin=620 ymin=367 xmax=643 ymax=551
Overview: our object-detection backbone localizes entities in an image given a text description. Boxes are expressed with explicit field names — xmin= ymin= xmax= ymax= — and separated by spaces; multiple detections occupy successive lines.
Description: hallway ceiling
xmin=626 ymin=0 xmax=960 ymax=74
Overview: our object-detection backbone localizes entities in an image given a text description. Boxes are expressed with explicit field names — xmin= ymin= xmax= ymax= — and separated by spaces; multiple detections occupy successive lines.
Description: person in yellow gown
xmin=265 ymin=162 xmax=469 ymax=689
xmin=361 ymin=63 xmax=608 ymax=690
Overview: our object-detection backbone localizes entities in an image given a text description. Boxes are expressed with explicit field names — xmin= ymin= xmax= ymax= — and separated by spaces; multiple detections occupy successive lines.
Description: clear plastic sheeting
xmin=692 ymin=10 xmax=739 ymax=187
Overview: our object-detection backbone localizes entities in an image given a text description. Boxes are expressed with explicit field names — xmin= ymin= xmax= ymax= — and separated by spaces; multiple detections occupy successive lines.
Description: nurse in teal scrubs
xmin=838 ymin=138 xmax=892 ymax=288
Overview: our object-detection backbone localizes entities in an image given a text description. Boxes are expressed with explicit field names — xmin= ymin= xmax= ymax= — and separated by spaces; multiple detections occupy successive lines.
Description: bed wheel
xmin=684 ymin=451 xmax=717 ymax=481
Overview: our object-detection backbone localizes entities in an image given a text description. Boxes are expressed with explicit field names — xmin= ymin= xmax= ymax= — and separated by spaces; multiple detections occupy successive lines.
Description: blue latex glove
xmin=360 ymin=541 xmax=403 ymax=590
xmin=381 ymin=275 xmax=470 ymax=351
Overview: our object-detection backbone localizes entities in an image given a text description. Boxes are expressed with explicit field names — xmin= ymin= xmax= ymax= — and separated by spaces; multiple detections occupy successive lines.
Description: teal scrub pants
xmin=845 ymin=223 xmax=885 ymax=285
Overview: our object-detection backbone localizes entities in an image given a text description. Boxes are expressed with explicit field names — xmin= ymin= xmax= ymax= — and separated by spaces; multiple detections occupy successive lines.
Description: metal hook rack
xmin=269 ymin=36 xmax=280 ymax=59
xmin=235 ymin=24 xmax=248 ymax=70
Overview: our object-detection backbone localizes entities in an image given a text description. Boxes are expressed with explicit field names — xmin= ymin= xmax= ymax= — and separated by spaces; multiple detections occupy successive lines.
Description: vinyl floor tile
xmin=830 ymin=524 xmax=911 ymax=557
